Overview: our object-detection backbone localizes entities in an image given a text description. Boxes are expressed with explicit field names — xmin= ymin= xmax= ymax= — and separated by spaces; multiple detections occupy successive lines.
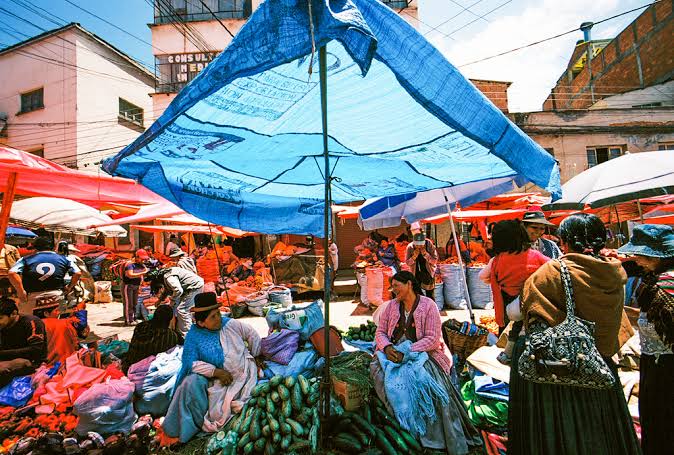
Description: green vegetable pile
xmin=344 ymin=321 xmax=377 ymax=342
xmin=330 ymin=351 xmax=373 ymax=393
xmin=228 ymin=374 xmax=320 ymax=454
xmin=326 ymin=395 xmax=424 ymax=455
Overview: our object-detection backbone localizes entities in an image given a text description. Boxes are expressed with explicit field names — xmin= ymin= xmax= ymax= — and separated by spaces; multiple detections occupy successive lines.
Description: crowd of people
xmin=0 ymin=213 xmax=672 ymax=455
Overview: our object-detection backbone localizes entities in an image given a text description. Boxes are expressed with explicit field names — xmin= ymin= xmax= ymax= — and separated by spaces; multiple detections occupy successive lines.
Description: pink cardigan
xmin=375 ymin=296 xmax=452 ymax=374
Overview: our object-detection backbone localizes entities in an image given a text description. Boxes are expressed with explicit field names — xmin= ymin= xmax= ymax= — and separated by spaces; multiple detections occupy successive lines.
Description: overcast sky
xmin=1 ymin=0 xmax=649 ymax=112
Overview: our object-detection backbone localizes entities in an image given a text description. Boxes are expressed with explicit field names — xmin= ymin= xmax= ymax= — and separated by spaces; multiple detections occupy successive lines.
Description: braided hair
xmin=558 ymin=213 xmax=606 ymax=256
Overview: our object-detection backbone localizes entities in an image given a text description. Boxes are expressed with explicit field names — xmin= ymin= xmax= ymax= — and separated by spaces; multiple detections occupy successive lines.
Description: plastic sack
xmin=434 ymin=282 xmax=445 ymax=311
xmin=466 ymin=266 xmax=494 ymax=310
xmin=366 ymin=267 xmax=393 ymax=307
xmin=261 ymin=329 xmax=300 ymax=365
xmin=267 ymin=286 xmax=293 ymax=307
xmin=127 ymin=355 xmax=156 ymax=393
xmin=245 ymin=291 xmax=269 ymax=317
xmin=356 ymin=271 xmax=369 ymax=306
xmin=221 ymin=283 xmax=257 ymax=306
xmin=263 ymin=347 xmax=321 ymax=379
xmin=344 ymin=338 xmax=375 ymax=354
xmin=0 ymin=376 xmax=33 ymax=407
xmin=73 ymin=378 xmax=137 ymax=436
xmin=439 ymin=264 xmax=467 ymax=309
xmin=265 ymin=300 xmax=324 ymax=340
xmin=134 ymin=346 xmax=182 ymax=416
xmin=94 ymin=281 xmax=112 ymax=303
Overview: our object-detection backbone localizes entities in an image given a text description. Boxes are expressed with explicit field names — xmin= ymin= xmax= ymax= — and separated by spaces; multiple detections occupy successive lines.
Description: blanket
xmin=376 ymin=340 xmax=448 ymax=437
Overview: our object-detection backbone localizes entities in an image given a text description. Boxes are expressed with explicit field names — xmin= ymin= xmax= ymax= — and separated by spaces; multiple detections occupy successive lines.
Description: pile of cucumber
xmin=229 ymin=374 xmax=320 ymax=454
xmin=327 ymin=395 xmax=423 ymax=455
xmin=344 ymin=321 xmax=377 ymax=342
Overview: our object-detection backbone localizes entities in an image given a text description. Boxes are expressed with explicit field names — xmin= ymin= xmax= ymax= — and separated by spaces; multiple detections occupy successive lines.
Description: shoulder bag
xmin=517 ymin=259 xmax=615 ymax=389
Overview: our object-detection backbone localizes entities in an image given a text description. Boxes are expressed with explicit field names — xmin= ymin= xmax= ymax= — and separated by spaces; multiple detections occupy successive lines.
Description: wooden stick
xmin=0 ymin=172 xmax=18 ymax=248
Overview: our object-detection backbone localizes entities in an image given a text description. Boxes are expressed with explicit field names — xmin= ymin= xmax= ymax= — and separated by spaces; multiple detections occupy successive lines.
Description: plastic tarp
xmin=103 ymin=0 xmax=560 ymax=236
xmin=89 ymin=201 xmax=184 ymax=228
xmin=130 ymin=224 xmax=249 ymax=237
xmin=6 ymin=225 xmax=36 ymax=238
xmin=423 ymin=208 xmax=528 ymax=225
xmin=0 ymin=146 xmax=161 ymax=205
xmin=8 ymin=197 xmax=127 ymax=237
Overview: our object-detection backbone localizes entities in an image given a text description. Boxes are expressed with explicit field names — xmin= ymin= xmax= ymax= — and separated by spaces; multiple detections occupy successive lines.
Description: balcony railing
xmin=154 ymin=0 xmax=252 ymax=24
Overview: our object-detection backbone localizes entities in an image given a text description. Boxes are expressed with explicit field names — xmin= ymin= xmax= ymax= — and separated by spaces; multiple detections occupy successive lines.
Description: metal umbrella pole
xmin=443 ymin=190 xmax=475 ymax=324
xmin=318 ymin=45 xmax=333 ymax=429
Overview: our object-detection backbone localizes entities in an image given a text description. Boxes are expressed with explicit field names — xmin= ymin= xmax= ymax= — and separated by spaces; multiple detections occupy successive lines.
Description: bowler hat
xmin=191 ymin=292 xmax=220 ymax=313
xmin=618 ymin=224 xmax=674 ymax=258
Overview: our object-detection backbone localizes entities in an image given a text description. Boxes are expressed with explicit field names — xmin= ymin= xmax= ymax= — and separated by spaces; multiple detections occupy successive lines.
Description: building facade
xmin=0 ymin=23 xmax=155 ymax=170
xmin=513 ymin=0 xmax=674 ymax=188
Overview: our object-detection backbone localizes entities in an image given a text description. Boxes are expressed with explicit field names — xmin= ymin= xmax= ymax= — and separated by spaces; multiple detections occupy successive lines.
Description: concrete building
xmin=512 ymin=0 xmax=674 ymax=188
xmin=149 ymin=0 xmax=421 ymax=116
xmin=0 ymin=23 xmax=155 ymax=170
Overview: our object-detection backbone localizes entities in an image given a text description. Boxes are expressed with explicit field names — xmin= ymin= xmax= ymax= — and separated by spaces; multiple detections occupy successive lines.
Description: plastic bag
xmin=134 ymin=347 xmax=182 ymax=417
xmin=265 ymin=300 xmax=324 ymax=340
xmin=0 ymin=376 xmax=33 ymax=407
xmin=73 ymin=378 xmax=136 ymax=436
xmin=466 ymin=266 xmax=493 ymax=310
xmin=439 ymin=264 xmax=467 ymax=309
xmin=260 ymin=330 xmax=300 ymax=365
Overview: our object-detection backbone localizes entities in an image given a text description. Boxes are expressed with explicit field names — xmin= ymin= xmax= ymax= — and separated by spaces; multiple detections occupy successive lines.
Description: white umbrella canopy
xmin=543 ymin=150 xmax=674 ymax=210
xmin=8 ymin=197 xmax=127 ymax=237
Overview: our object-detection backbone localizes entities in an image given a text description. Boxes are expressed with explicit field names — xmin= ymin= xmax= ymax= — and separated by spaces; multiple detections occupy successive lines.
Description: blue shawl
xmin=376 ymin=340 xmax=449 ymax=437
xmin=176 ymin=316 xmax=231 ymax=386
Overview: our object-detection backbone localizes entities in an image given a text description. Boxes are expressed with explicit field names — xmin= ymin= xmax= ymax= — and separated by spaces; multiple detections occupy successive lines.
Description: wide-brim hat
xmin=168 ymin=247 xmax=186 ymax=258
xmin=33 ymin=295 xmax=60 ymax=312
xmin=618 ymin=224 xmax=674 ymax=258
xmin=190 ymin=292 xmax=220 ymax=313
xmin=522 ymin=211 xmax=555 ymax=227
xmin=68 ymin=245 xmax=81 ymax=253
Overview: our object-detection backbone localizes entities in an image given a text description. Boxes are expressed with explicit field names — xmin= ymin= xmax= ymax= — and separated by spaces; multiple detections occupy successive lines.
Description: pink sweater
xmin=375 ymin=296 xmax=452 ymax=374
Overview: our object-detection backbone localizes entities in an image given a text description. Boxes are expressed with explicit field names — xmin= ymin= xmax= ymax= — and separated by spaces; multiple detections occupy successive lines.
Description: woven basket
xmin=441 ymin=318 xmax=489 ymax=361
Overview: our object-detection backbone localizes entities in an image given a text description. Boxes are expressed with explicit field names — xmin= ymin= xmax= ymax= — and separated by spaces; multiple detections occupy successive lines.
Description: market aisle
xmin=87 ymin=299 xmax=494 ymax=342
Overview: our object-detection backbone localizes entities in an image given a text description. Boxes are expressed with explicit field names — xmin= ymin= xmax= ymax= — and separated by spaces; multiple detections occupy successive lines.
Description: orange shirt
xmin=43 ymin=318 xmax=79 ymax=366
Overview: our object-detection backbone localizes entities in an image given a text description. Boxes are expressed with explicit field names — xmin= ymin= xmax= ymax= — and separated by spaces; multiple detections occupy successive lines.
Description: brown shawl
xmin=521 ymin=253 xmax=633 ymax=357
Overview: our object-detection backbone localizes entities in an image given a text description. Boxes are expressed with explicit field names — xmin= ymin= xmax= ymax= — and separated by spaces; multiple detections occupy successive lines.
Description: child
xmin=479 ymin=220 xmax=549 ymax=364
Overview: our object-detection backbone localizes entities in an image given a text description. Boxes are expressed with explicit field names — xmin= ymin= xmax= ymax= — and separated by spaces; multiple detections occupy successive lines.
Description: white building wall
xmin=0 ymin=30 xmax=78 ymax=162
xmin=74 ymin=30 xmax=154 ymax=170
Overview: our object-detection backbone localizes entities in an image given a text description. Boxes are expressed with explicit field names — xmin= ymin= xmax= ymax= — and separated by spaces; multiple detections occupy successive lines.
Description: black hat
xmin=190 ymin=292 xmax=220 ymax=313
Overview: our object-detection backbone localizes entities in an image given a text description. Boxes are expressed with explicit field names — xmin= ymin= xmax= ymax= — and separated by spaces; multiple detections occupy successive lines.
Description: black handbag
xmin=517 ymin=259 xmax=616 ymax=389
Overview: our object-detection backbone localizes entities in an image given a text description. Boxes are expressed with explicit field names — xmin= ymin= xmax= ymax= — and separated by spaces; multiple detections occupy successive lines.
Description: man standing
xmin=8 ymin=237 xmax=81 ymax=315
xmin=0 ymin=298 xmax=47 ymax=387
xmin=122 ymin=249 xmax=149 ymax=325
xmin=165 ymin=235 xmax=179 ymax=256
xmin=154 ymin=267 xmax=204 ymax=336
xmin=405 ymin=225 xmax=438 ymax=300
xmin=522 ymin=210 xmax=562 ymax=259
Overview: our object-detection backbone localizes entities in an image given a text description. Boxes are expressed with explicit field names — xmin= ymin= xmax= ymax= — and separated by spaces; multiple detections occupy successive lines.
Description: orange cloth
xmin=196 ymin=250 xmax=220 ymax=284
xmin=446 ymin=239 xmax=468 ymax=259
xmin=43 ymin=318 xmax=79 ymax=366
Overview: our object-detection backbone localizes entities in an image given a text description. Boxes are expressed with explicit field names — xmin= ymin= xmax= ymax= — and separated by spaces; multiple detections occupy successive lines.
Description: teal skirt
xmin=508 ymin=336 xmax=641 ymax=455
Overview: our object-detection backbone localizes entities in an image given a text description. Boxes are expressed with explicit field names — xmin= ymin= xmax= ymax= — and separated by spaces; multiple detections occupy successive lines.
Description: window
xmin=118 ymin=98 xmax=144 ymax=128
xmin=154 ymin=0 xmax=252 ymax=23
xmin=19 ymin=88 xmax=44 ymax=114
xmin=586 ymin=146 xmax=623 ymax=168
xmin=658 ymin=143 xmax=674 ymax=151
xmin=544 ymin=147 xmax=555 ymax=157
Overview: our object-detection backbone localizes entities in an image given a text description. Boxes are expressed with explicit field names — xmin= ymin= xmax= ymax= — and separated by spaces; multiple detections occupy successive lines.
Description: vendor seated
xmin=230 ymin=259 xmax=254 ymax=282
xmin=33 ymin=297 xmax=79 ymax=366
xmin=376 ymin=237 xmax=399 ymax=272
xmin=371 ymin=272 xmax=482 ymax=453
xmin=163 ymin=292 xmax=261 ymax=442
xmin=0 ymin=298 xmax=47 ymax=388
xmin=123 ymin=304 xmax=184 ymax=372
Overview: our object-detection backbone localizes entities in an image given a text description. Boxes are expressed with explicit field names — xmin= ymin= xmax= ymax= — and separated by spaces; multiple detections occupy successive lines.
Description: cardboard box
xmin=332 ymin=378 xmax=365 ymax=411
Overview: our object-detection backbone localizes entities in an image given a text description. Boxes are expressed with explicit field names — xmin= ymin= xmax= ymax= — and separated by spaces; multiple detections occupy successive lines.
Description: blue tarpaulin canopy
xmin=104 ymin=0 xmax=560 ymax=236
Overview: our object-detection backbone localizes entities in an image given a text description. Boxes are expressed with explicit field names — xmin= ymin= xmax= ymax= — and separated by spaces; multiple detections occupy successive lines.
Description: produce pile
xmin=326 ymin=394 xmax=423 ymax=455
xmin=479 ymin=315 xmax=500 ymax=335
xmin=222 ymin=374 xmax=320 ymax=454
xmin=330 ymin=352 xmax=373 ymax=398
xmin=343 ymin=321 xmax=377 ymax=342
xmin=238 ymin=276 xmax=266 ymax=290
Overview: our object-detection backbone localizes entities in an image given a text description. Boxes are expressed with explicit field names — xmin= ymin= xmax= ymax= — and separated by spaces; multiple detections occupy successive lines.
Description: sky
xmin=0 ymin=0 xmax=649 ymax=112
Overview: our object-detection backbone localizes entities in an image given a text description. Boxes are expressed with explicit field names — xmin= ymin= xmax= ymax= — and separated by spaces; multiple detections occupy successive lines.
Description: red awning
xmin=423 ymin=209 xmax=528 ymax=224
xmin=130 ymin=224 xmax=252 ymax=238
xmin=0 ymin=146 xmax=162 ymax=204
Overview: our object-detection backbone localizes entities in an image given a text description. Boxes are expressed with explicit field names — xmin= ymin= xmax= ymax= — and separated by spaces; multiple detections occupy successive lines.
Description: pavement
xmin=87 ymin=297 xmax=495 ymax=342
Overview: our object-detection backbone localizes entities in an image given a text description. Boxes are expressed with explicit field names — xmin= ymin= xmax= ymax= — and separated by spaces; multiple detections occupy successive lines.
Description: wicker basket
xmin=441 ymin=318 xmax=490 ymax=361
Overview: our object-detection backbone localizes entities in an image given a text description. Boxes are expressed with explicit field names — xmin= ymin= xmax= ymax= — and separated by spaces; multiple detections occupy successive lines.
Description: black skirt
xmin=640 ymin=353 xmax=674 ymax=455
xmin=508 ymin=336 xmax=641 ymax=455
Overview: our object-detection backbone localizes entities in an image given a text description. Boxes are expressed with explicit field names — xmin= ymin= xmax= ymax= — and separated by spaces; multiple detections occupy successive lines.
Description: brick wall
xmin=470 ymin=79 xmax=511 ymax=112
xmin=543 ymin=0 xmax=674 ymax=110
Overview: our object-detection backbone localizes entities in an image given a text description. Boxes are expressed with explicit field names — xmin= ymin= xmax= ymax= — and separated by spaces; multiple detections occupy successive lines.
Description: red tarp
xmin=130 ymin=224 xmax=251 ymax=238
xmin=0 ymin=146 xmax=162 ymax=205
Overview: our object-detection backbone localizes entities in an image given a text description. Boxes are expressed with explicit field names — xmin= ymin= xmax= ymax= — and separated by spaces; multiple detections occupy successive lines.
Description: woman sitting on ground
xmin=122 ymin=304 xmax=184 ymax=372
xmin=163 ymin=292 xmax=261 ymax=443
xmin=508 ymin=213 xmax=639 ymax=455
xmin=370 ymin=271 xmax=482 ymax=454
